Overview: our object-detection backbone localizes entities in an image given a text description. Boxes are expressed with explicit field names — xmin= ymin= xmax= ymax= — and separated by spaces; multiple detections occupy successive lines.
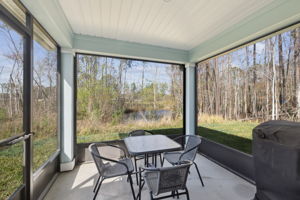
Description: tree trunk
xmin=252 ymin=44 xmax=257 ymax=118
xmin=153 ymin=66 xmax=158 ymax=110
xmin=205 ymin=62 xmax=210 ymax=114
xmin=272 ymin=43 xmax=276 ymax=120
xmin=265 ymin=40 xmax=270 ymax=120
xmin=293 ymin=29 xmax=300 ymax=119
xmin=278 ymin=34 xmax=285 ymax=113
xmin=214 ymin=59 xmax=220 ymax=115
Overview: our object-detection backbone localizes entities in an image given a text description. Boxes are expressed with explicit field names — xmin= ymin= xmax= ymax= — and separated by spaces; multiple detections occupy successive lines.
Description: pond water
xmin=124 ymin=110 xmax=172 ymax=121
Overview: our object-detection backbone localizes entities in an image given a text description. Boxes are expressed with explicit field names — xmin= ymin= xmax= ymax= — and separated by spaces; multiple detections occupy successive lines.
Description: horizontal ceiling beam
xmin=73 ymin=34 xmax=189 ymax=64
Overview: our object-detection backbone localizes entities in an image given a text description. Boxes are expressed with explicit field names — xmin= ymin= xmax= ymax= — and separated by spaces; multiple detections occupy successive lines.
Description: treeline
xmin=197 ymin=27 xmax=300 ymax=121
xmin=0 ymin=22 xmax=57 ymax=139
xmin=0 ymin=23 xmax=24 ymax=139
xmin=77 ymin=55 xmax=183 ymax=123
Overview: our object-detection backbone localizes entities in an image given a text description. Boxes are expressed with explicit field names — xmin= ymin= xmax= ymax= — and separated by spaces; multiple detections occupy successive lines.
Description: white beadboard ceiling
xmin=58 ymin=0 xmax=273 ymax=50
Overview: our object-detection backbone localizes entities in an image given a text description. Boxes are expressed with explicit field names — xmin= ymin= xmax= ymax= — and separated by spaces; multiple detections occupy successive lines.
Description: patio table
xmin=124 ymin=134 xmax=181 ymax=166
xmin=125 ymin=134 xmax=182 ymax=200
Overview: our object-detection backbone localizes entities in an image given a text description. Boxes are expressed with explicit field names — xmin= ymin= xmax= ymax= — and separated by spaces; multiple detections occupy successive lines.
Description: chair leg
xmin=93 ymin=175 xmax=101 ymax=193
xmin=149 ymin=191 xmax=154 ymax=200
xmin=134 ymin=156 xmax=139 ymax=185
xmin=138 ymin=171 xmax=142 ymax=200
xmin=128 ymin=174 xmax=136 ymax=200
xmin=145 ymin=154 xmax=148 ymax=167
xmin=161 ymin=156 xmax=164 ymax=166
xmin=186 ymin=188 xmax=190 ymax=200
xmin=172 ymin=191 xmax=176 ymax=198
xmin=93 ymin=177 xmax=104 ymax=200
xmin=152 ymin=153 xmax=155 ymax=165
xmin=159 ymin=154 xmax=163 ymax=166
xmin=138 ymin=171 xmax=146 ymax=200
xmin=194 ymin=162 xmax=204 ymax=187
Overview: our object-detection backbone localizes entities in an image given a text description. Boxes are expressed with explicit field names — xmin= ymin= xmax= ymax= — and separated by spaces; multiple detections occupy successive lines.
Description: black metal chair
xmin=128 ymin=130 xmax=163 ymax=184
xmin=89 ymin=143 xmax=136 ymax=200
xmin=138 ymin=161 xmax=193 ymax=200
xmin=162 ymin=135 xmax=205 ymax=187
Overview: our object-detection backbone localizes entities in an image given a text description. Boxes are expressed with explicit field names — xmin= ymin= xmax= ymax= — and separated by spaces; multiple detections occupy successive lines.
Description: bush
xmin=0 ymin=108 xmax=7 ymax=120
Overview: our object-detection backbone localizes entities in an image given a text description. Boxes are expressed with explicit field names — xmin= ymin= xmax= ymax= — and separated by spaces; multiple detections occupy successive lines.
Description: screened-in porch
xmin=1 ymin=0 xmax=300 ymax=200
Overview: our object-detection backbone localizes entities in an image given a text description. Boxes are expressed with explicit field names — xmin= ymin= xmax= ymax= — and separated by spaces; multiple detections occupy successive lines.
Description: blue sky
xmin=0 ymin=21 xmax=23 ymax=84
xmin=0 ymin=20 xmax=57 ymax=87
xmin=229 ymin=32 xmax=292 ymax=70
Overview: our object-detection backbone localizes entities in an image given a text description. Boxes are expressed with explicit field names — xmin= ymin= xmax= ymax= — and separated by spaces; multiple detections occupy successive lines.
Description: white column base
xmin=60 ymin=158 xmax=75 ymax=172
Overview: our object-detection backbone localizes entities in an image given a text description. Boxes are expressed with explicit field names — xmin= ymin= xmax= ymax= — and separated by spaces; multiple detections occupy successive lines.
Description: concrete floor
xmin=44 ymin=155 xmax=256 ymax=200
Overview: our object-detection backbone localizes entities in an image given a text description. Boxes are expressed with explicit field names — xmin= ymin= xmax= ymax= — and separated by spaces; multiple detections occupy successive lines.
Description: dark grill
xmin=253 ymin=120 xmax=300 ymax=200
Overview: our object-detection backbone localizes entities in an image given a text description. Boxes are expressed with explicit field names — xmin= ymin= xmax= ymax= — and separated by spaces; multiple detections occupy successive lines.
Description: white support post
xmin=185 ymin=63 xmax=196 ymax=136
xmin=60 ymin=48 xmax=75 ymax=171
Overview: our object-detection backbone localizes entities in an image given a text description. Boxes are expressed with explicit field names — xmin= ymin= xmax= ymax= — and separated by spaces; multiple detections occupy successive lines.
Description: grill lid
xmin=253 ymin=120 xmax=300 ymax=147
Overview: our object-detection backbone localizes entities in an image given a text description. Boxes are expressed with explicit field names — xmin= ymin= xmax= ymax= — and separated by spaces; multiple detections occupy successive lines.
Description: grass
xmin=0 ymin=137 xmax=57 ymax=200
xmin=77 ymin=117 xmax=258 ymax=154
xmin=199 ymin=121 xmax=258 ymax=154
xmin=0 ymin=144 xmax=23 ymax=200
xmin=0 ymin=116 xmax=58 ymax=200
xmin=77 ymin=118 xmax=183 ymax=143
xmin=32 ymin=137 xmax=57 ymax=170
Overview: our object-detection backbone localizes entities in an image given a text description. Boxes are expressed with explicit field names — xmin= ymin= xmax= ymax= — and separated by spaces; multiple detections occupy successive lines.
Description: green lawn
xmin=199 ymin=121 xmax=258 ymax=154
xmin=77 ymin=120 xmax=257 ymax=154
xmin=76 ymin=120 xmax=184 ymax=143
xmin=0 ymin=137 xmax=57 ymax=200
xmin=148 ymin=121 xmax=257 ymax=154
xmin=0 ymin=144 xmax=23 ymax=200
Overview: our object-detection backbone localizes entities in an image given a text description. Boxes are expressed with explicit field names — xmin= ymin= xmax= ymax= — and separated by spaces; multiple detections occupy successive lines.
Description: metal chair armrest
xmin=95 ymin=142 xmax=127 ymax=157
xmin=178 ymin=144 xmax=200 ymax=162
xmin=91 ymin=151 xmax=130 ymax=172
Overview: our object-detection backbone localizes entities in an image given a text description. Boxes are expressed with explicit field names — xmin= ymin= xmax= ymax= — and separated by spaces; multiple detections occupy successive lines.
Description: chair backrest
xmin=128 ymin=129 xmax=153 ymax=137
xmin=89 ymin=143 xmax=106 ymax=174
xmin=181 ymin=135 xmax=201 ymax=161
xmin=157 ymin=162 xmax=191 ymax=195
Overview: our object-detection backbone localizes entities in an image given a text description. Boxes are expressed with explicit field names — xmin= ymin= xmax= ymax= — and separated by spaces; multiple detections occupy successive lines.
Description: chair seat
xmin=103 ymin=158 xmax=134 ymax=178
xmin=163 ymin=151 xmax=183 ymax=165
